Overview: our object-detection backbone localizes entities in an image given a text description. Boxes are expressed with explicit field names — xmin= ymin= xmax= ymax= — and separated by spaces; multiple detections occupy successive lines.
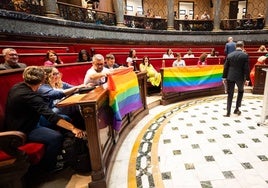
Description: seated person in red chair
xmin=250 ymin=55 xmax=268 ymax=86
xmin=0 ymin=48 xmax=26 ymax=70
xmin=38 ymin=66 xmax=86 ymax=129
xmin=4 ymin=66 xmax=85 ymax=172
xmin=44 ymin=50 xmax=63 ymax=66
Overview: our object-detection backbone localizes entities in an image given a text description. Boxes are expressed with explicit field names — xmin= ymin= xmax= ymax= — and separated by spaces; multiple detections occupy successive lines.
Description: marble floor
xmin=36 ymin=92 xmax=268 ymax=188
xmin=108 ymin=93 xmax=268 ymax=188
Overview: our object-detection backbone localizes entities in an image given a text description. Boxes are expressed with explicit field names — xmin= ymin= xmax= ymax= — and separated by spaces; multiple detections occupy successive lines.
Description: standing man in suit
xmin=222 ymin=41 xmax=250 ymax=117
xmin=224 ymin=37 xmax=236 ymax=55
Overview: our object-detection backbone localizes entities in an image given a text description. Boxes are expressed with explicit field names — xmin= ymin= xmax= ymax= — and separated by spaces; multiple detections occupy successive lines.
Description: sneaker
xmin=223 ymin=113 xmax=230 ymax=117
xmin=234 ymin=109 xmax=241 ymax=115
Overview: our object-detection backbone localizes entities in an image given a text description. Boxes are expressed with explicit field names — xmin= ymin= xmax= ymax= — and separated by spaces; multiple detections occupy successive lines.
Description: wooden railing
xmin=57 ymin=71 xmax=148 ymax=188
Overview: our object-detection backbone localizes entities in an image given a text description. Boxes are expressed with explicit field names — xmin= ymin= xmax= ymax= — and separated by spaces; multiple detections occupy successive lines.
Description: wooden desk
xmin=253 ymin=65 xmax=268 ymax=94
xmin=57 ymin=71 xmax=148 ymax=188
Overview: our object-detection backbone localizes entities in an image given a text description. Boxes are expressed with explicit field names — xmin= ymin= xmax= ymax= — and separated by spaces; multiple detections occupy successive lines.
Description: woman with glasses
xmin=38 ymin=66 xmax=85 ymax=129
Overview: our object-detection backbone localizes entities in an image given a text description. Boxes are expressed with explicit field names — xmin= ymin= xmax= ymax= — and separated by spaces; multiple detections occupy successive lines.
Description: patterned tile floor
xmin=108 ymin=93 xmax=268 ymax=188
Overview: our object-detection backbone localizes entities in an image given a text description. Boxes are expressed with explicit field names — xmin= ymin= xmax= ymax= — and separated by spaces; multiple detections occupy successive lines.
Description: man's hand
xmin=72 ymin=127 xmax=86 ymax=138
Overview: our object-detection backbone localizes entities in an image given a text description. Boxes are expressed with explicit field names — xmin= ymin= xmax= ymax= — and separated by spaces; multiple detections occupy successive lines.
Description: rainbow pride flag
xmin=107 ymin=68 xmax=142 ymax=131
xmin=162 ymin=65 xmax=223 ymax=93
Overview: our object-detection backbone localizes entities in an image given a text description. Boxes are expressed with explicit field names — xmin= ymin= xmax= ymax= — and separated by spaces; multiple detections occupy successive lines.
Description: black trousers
xmin=226 ymin=80 xmax=245 ymax=114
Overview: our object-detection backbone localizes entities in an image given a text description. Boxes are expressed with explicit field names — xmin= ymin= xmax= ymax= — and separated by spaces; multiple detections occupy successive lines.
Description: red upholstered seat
xmin=0 ymin=142 xmax=45 ymax=165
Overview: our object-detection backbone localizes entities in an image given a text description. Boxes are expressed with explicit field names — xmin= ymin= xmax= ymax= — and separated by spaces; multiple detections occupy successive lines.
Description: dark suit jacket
xmin=222 ymin=49 xmax=250 ymax=81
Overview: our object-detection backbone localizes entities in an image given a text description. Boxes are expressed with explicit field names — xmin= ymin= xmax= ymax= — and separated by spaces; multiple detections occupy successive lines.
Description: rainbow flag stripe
xmin=163 ymin=65 xmax=223 ymax=93
xmin=108 ymin=68 xmax=142 ymax=131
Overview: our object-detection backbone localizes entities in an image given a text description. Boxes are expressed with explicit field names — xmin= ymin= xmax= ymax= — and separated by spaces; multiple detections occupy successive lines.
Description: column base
xmin=263 ymin=25 xmax=268 ymax=30
xmin=212 ymin=28 xmax=222 ymax=32
xmin=116 ymin=22 xmax=126 ymax=27
xmin=167 ymin=26 xmax=175 ymax=31
xmin=45 ymin=11 xmax=61 ymax=19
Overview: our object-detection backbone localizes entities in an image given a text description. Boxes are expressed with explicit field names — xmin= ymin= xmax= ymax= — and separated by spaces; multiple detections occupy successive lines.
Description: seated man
xmin=0 ymin=48 xmax=26 ymax=70
xmin=84 ymin=54 xmax=110 ymax=86
xmin=4 ymin=66 xmax=85 ymax=172
xmin=104 ymin=53 xmax=120 ymax=69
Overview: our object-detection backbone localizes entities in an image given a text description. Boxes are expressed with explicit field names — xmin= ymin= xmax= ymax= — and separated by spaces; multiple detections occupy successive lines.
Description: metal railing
xmin=124 ymin=15 xmax=167 ymax=30
xmin=57 ymin=2 xmax=116 ymax=26
xmin=0 ymin=1 xmax=265 ymax=31
xmin=220 ymin=18 xmax=265 ymax=30
xmin=0 ymin=0 xmax=44 ymax=16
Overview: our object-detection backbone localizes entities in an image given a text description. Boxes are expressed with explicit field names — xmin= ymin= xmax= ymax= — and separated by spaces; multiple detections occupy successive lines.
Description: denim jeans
xmin=28 ymin=126 xmax=63 ymax=171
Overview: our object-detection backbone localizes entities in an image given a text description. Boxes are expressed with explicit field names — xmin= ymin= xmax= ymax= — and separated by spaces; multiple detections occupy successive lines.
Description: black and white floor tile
xmin=108 ymin=94 xmax=268 ymax=188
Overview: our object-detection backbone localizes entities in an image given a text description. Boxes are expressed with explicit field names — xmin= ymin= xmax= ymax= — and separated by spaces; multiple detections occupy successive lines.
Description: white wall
xmin=126 ymin=0 xmax=143 ymax=16
xmin=238 ymin=1 xmax=246 ymax=19
xmin=179 ymin=2 xmax=193 ymax=20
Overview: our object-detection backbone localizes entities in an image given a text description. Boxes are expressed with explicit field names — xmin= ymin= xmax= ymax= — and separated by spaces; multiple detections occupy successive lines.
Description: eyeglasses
xmin=53 ymin=72 xmax=60 ymax=76
xmin=8 ymin=53 xmax=18 ymax=57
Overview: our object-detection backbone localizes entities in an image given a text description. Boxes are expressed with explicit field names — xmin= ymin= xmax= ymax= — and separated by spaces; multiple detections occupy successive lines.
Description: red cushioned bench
xmin=0 ymin=62 xmax=91 ymax=186
xmin=0 ymin=45 xmax=69 ymax=54
xmin=0 ymin=53 xmax=78 ymax=66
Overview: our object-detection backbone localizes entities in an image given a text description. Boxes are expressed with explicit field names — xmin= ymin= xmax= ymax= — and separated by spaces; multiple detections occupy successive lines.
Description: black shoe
xmin=234 ymin=109 xmax=241 ymax=115
xmin=224 ymin=113 xmax=230 ymax=117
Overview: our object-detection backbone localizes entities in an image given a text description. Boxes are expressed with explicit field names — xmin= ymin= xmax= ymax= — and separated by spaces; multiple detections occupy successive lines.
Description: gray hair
xmin=93 ymin=54 xmax=104 ymax=62
xmin=2 ymin=48 xmax=16 ymax=56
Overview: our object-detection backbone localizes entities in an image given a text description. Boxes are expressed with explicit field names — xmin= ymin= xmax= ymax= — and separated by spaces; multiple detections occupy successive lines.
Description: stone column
xmin=167 ymin=0 xmax=175 ymax=30
xmin=43 ymin=0 xmax=59 ymax=18
xmin=113 ymin=0 xmax=125 ymax=27
xmin=213 ymin=0 xmax=222 ymax=31
xmin=264 ymin=1 xmax=268 ymax=30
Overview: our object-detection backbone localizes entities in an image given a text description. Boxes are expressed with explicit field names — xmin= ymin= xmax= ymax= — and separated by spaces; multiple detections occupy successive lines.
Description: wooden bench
xmin=252 ymin=64 xmax=268 ymax=94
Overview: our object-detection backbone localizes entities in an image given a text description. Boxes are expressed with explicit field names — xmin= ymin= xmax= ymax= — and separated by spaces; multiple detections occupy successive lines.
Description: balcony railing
xmin=220 ymin=18 xmax=265 ymax=30
xmin=57 ymin=2 xmax=116 ymax=26
xmin=174 ymin=19 xmax=214 ymax=31
xmin=124 ymin=15 xmax=167 ymax=30
xmin=0 ymin=0 xmax=44 ymax=16
xmin=0 ymin=1 xmax=265 ymax=31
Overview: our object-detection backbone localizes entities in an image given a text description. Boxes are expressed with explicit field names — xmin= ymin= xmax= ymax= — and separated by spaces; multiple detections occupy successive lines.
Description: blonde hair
xmin=43 ymin=66 xmax=63 ymax=89
xmin=257 ymin=56 xmax=267 ymax=63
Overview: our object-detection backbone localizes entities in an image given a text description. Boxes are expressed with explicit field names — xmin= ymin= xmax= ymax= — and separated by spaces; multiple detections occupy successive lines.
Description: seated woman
xmin=77 ymin=49 xmax=92 ymax=62
xmin=257 ymin=45 xmax=267 ymax=53
xmin=139 ymin=56 xmax=161 ymax=87
xmin=38 ymin=66 xmax=85 ymax=129
xmin=250 ymin=55 xmax=268 ymax=86
xmin=197 ymin=53 xmax=208 ymax=65
xmin=44 ymin=50 xmax=63 ymax=66
xmin=126 ymin=49 xmax=138 ymax=71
